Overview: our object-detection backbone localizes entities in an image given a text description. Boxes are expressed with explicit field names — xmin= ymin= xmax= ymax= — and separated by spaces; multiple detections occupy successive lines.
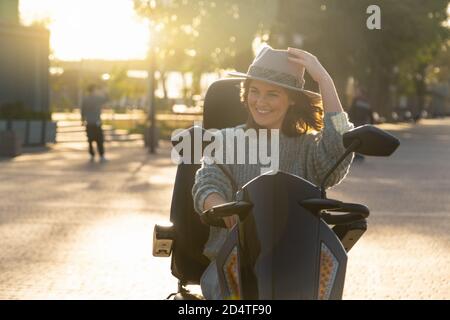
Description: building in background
xmin=0 ymin=0 xmax=49 ymax=114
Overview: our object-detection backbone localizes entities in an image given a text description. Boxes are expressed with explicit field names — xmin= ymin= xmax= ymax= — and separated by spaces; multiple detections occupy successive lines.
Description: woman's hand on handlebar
xmin=204 ymin=193 xmax=238 ymax=229
xmin=223 ymin=215 xmax=238 ymax=229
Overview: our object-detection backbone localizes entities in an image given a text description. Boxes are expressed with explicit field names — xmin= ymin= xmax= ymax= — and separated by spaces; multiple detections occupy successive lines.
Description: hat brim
xmin=227 ymin=71 xmax=322 ymax=102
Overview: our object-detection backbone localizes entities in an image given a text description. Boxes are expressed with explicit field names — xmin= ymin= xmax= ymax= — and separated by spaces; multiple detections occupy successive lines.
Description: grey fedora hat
xmin=228 ymin=44 xmax=321 ymax=101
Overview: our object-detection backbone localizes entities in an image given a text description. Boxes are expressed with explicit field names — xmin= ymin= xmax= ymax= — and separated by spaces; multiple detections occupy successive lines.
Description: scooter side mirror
xmin=343 ymin=125 xmax=400 ymax=157
xmin=320 ymin=125 xmax=400 ymax=198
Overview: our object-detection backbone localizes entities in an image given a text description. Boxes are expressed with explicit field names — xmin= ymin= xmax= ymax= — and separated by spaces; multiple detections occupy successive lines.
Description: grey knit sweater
xmin=192 ymin=111 xmax=354 ymax=261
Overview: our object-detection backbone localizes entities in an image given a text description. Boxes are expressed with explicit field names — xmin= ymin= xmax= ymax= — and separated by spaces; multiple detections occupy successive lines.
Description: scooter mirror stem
xmin=320 ymin=139 xmax=361 ymax=199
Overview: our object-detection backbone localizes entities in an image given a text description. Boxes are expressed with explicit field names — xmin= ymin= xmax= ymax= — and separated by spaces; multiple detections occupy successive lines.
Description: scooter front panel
xmin=229 ymin=171 xmax=348 ymax=299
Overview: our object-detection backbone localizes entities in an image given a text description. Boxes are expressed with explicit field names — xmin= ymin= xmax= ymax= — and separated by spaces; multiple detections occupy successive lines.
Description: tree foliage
xmin=133 ymin=0 xmax=449 ymax=114
xmin=133 ymin=0 xmax=278 ymax=96
xmin=273 ymin=0 xmax=449 ymax=115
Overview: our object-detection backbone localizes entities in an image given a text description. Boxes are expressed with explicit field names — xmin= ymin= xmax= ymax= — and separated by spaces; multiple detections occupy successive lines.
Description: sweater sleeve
xmin=192 ymin=157 xmax=234 ymax=215
xmin=304 ymin=111 xmax=354 ymax=189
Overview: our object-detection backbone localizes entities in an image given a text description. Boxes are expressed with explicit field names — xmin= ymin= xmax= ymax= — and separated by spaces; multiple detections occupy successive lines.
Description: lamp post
xmin=147 ymin=46 xmax=156 ymax=154
xmin=146 ymin=0 xmax=173 ymax=154
xmin=78 ymin=59 xmax=84 ymax=111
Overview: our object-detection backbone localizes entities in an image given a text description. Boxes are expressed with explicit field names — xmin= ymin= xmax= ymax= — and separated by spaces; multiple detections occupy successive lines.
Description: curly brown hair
xmin=240 ymin=79 xmax=324 ymax=136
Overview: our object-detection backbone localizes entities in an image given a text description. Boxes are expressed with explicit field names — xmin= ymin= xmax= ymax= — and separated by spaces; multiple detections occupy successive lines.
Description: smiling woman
xmin=20 ymin=0 xmax=150 ymax=60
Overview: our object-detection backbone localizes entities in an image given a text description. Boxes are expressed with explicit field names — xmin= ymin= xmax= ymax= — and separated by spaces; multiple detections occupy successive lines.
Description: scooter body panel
xmin=216 ymin=171 xmax=348 ymax=299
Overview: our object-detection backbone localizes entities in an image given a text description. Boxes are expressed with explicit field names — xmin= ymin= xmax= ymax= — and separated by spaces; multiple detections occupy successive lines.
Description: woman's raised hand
xmin=287 ymin=47 xmax=331 ymax=84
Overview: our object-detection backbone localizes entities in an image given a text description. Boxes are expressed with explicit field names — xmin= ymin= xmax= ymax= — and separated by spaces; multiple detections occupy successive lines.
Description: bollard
xmin=0 ymin=131 xmax=22 ymax=157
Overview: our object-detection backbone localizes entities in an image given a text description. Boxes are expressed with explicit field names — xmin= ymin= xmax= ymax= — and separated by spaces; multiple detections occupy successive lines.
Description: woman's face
xmin=247 ymin=80 xmax=292 ymax=129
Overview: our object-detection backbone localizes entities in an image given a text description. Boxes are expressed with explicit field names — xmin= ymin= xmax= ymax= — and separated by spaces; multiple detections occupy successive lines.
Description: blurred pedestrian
xmin=349 ymin=87 xmax=373 ymax=161
xmin=429 ymin=83 xmax=449 ymax=118
xmin=81 ymin=84 xmax=108 ymax=162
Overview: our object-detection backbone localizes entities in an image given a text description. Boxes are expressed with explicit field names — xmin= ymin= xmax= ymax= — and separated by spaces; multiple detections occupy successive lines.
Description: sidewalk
xmin=0 ymin=140 xmax=179 ymax=299
xmin=1 ymin=119 xmax=449 ymax=299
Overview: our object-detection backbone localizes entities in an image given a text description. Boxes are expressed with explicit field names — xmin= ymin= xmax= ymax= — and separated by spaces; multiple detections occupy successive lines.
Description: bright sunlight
xmin=19 ymin=0 xmax=150 ymax=61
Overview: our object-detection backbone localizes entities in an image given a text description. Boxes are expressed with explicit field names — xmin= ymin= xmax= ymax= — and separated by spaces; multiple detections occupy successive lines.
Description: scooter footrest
xmin=332 ymin=219 xmax=367 ymax=252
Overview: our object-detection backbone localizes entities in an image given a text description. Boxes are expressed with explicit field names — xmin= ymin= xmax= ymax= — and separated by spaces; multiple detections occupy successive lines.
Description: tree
xmin=273 ymin=0 xmax=449 ymax=117
xmin=107 ymin=67 xmax=147 ymax=105
xmin=133 ymin=0 xmax=278 ymax=99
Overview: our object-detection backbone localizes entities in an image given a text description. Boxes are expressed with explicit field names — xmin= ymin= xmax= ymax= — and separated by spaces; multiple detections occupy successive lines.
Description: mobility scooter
xmin=153 ymin=78 xmax=400 ymax=300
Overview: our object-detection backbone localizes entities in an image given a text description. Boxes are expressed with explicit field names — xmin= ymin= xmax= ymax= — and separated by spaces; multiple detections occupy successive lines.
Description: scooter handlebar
xmin=200 ymin=201 xmax=253 ymax=228
xmin=300 ymin=198 xmax=369 ymax=225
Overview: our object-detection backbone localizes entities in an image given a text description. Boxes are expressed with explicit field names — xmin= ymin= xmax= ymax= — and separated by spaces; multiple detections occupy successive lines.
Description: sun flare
xmin=20 ymin=0 xmax=150 ymax=61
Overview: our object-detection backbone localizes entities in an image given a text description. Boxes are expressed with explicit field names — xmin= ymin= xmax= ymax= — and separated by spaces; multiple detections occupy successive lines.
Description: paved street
xmin=0 ymin=118 xmax=449 ymax=299
xmin=333 ymin=119 xmax=450 ymax=299
xmin=0 ymin=140 xmax=178 ymax=299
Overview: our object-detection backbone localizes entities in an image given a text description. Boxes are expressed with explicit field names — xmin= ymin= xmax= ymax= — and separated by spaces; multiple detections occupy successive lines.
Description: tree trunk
xmin=333 ymin=73 xmax=350 ymax=111
xmin=161 ymin=71 xmax=168 ymax=100
xmin=234 ymin=46 xmax=253 ymax=73
xmin=370 ymin=71 xmax=391 ymax=120
xmin=414 ymin=63 xmax=427 ymax=121
xmin=181 ymin=73 xmax=190 ymax=105
xmin=192 ymin=70 xmax=202 ymax=97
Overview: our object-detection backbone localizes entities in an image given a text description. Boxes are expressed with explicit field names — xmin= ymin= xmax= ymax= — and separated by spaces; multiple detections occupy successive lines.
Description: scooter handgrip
xmin=300 ymin=198 xmax=369 ymax=215
xmin=321 ymin=212 xmax=368 ymax=225
xmin=300 ymin=198 xmax=369 ymax=225
xmin=200 ymin=201 xmax=253 ymax=228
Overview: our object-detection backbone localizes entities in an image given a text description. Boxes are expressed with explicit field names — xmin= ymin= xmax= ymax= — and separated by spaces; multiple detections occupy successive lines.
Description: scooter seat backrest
xmin=169 ymin=78 xmax=247 ymax=284
xmin=203 ymin=78 xmax=248 ymax=130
